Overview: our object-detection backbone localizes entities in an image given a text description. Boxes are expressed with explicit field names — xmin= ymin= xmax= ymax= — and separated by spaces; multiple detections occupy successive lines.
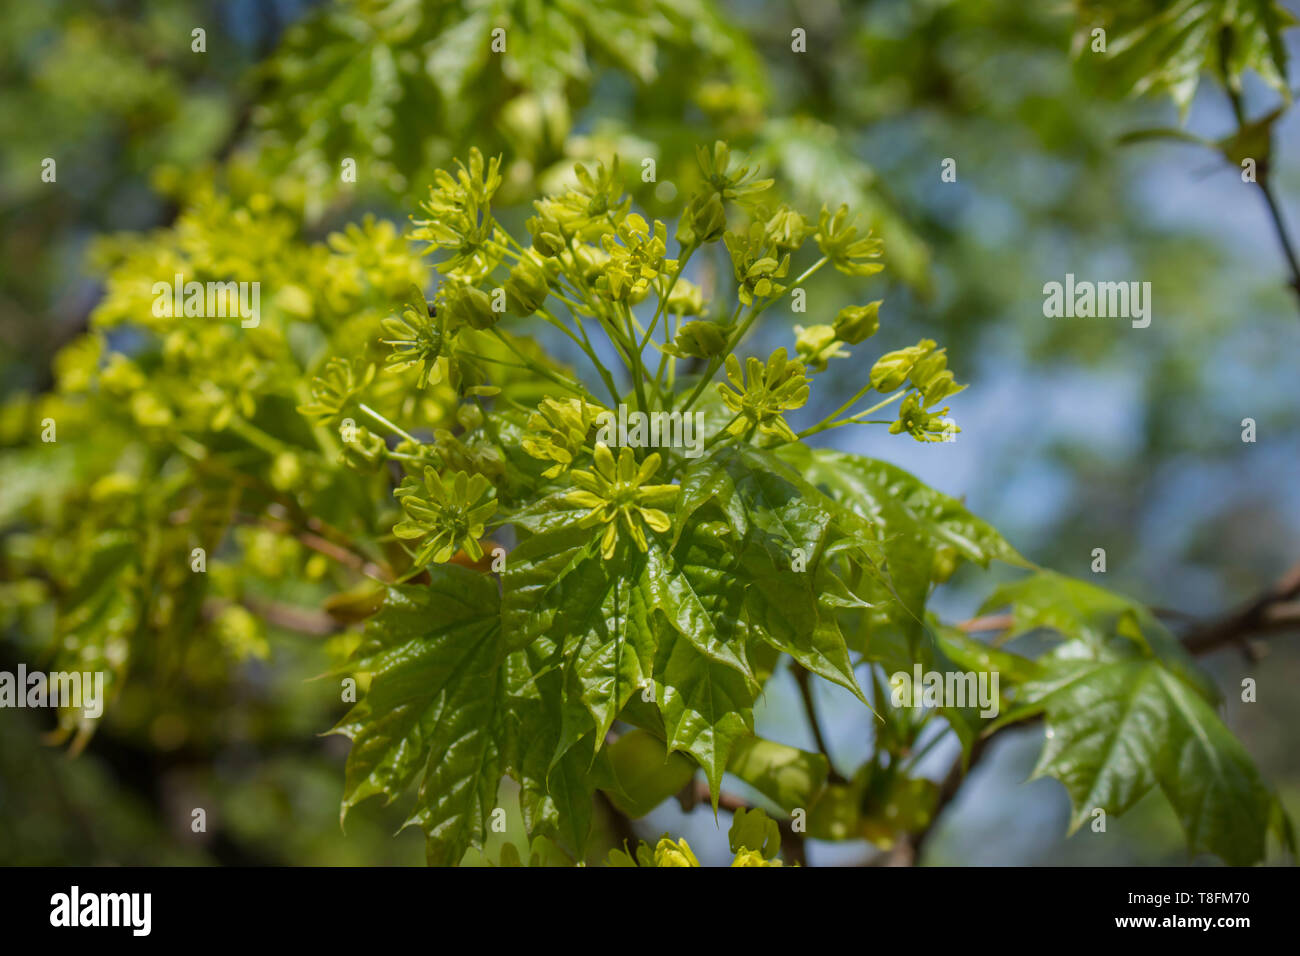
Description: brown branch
xmin=957 ymin=613 xmax=1013 ymax=634
xmin=1179 ymin=559 xmax=1300 ymax=656
xmin=596 ymin=790 xmax=642 ymax=860
xmin=1220 ymin=45 xmax=1300 ymax=307
xmin=910 ymin=715 xmax=1040 ymax=861
xmin=1256 ymin=176 xmax=1300 ymax=302
xmin=202 ymin=596 xmax=339 ymax=636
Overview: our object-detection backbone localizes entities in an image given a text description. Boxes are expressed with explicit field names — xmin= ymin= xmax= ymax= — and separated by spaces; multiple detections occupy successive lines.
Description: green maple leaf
xmin=646 ymin=524 xmax=753 ymax=680
xmin=332 ymin=565 xmax=505 ymax=866
xmin=1013 ymin=653 xmax=1288 ymax=865
xmin=782 ymin=446 xmax=1025 ymax=662
xmin=504 ymin=632 xmax=601 ymax=857
xmin=653 ymin=618 xmax=756 ymax=804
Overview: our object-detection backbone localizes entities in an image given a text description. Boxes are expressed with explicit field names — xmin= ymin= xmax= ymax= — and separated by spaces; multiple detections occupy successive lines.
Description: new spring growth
xmin=352 ymin=141 xmax=970 ymax=572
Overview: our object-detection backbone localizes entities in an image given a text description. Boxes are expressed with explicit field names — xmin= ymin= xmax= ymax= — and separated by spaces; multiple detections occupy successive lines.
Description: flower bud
xmin=456 ymin=403 xmax=485 ymax=431
xmin=341 ymin=427 xmax=387 ymax=471
xmin=908 ymin=349 xmax=947 ymax=389
xmin=527 ymin=215 xmax=567 ymax=257
xmin=667 ymin=320 xmax=729 ymax=358
xmin=833 ymin=301 xmax=880 ymax=344
xmin=666 ymin=280 xmax=706 ymax=317
xmin=922 ymin=369 xmax=959 ymax=406
xmin=870 ymin=351 xmax=916 ymax=393
xmin=443 ymin=282 xmax=497 ymax=331
xmin=685 ymin=192 xmax=727 ymax=244
xmin=571 ymin=244 xmax=609 ymax=284
xmin=505 ymin=259 xmax=549 ymax=316
xmin=869 ymin=339 xmax=935 ymax=392
xmin=764 ymin=206 xmax=808 ymax=252
xmin=794 ymin=324 xmax=844 ymax=372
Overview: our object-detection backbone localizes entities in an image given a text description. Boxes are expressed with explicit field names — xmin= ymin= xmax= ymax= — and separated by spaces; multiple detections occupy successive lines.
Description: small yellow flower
xmin=297 ymin=358 xmax=375 ymax=423
xmin=653 ymin=837 xmax=700 ymax=867
xmin=598 ymin=214 xmax=675 ymax=303
xmin=793 ymin=323 xmax=848 ymax=372
xmin=411 ymin=148 xmax=505 ymax=281
xmin=393 ymin=467 xmax=496 ymax=565
xmin=566 ymin=444 xmax=678 ymax=559
xmin=731 ymin=848 xmax=783 ymax=867
xmin=815 ymin=204 xmax=884 ymax=277
xmin=716 ymin=347 xmax=810 ymax=441
xmin=380 ymin=285 xmax=444 ymax=388
xmin=723 ymin=222 xmax=790 ymax=306
xmin=529 ymin=157 xmax=630 ymax=247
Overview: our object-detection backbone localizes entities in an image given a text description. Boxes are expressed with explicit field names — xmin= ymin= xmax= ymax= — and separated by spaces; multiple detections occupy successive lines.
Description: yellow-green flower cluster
xmin=411 ymin=148 xmax=504 ymax=281
xmin=792 ymin=301 xmax=881 ymax=374
xmin=521 ymin=397 xmax=608 ymax=479
xmin=298 ymin=358 xmax=375 ymax=424
xmin=528 ymin=157 xmax=630 ymax=254
xmin=869 ymin=339 xmax=967 ymax=443
xmin=695 ymin=140 xmax=774 ymax=207
xmin=723 ymin=222 xmax=791 ymax=306
xmin=793 ymin=324 xmax=848 ymax=372
xmin=606 ymin=835 xmax=784 ymax=867
xmin=678 ymin=141 xmax=773 ymax=246
xmin=597 ymin=214 xmax=675 ymax=303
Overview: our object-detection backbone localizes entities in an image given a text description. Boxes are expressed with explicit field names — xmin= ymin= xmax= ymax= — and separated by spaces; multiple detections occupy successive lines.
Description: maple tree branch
xmin=1178 ymin=559 xmax=1300 ymax=657
xmin=1256 ymin=175 xmax=1300 ymax=304
xmin=907 ymin=559 xmax=1300 ymax=863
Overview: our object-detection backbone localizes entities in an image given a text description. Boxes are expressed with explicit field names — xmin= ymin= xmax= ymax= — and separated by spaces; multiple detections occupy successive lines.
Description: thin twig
xmin=791 ymin=663 xmax=847 ymax=784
